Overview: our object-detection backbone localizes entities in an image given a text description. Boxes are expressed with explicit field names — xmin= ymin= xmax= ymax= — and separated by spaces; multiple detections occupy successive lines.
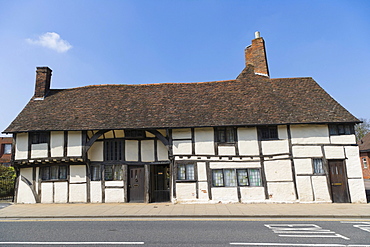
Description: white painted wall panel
xmin=41 ymin=183 xmax=54 ymax=203
xmin=294 ymin=159 xmax=313 ymax=174
xmin=31 ymin=143 xmax=48 ymax=158
xmin=157 ymin=140 xmax=168 ymax=161
xmin=330 ymin=135 xmax=356 ymax=144
xmin=125 ymin=140 xmax=138 ymax=161
xmin=20 ymin=168 xmax=33 ymax=182
xmin=264 ymin=160 xmax=293 ymax=182
xmin=291 ymin=125 xmax=330 ymax=144
xmin=67 ymin=131 xmax=82 ymax=156
xmin=262 ymin=140 xmax=289 ymax=155
xmin=17 ymin=179 xmax=36 ymax=203
xmin=172 ymin=128 xmax=191 ymax=139
xmin=105 ymin=188 xmax=124 ymax=203
xmin=198 ymin=182 xmax=209 ymax=201
xmin=105 ymin=181 xmax=124 ymax=187
xmin=173 ymin=140 xmax=192 ymax=155
xmin=296 ymin=176 xmax=313 ymax=201
xmin=90 ymin=181 xmax=102 ymax=203
xmin=176 ymin=183 xmax=196 ymax=200
xmin=240 ymin=187 xmax=265 ymax=202
xmin=194 ymin=128 xmax=214 ymax=155
xmin=197 ymin=162 xmax=207 ymax=181
xmin=218 ymin=146 xmax=236 ymax=155
xmin=141 ymin=140 xmax=155 ymax=162
xmin=51 ymin=131 xmax=64 ymax=157
xmin=311 ymin=176 xmax=331 ymax=202
xmin=209 ymin=162 xmax=261 ymax=169
xmin=70 ymin=165 xmax=86 ymax=183
xmin=345 ymin=146 xmax=363 ymax=178
xmin=348 ymin=178 xmax=367 ymax=203
xmin=54 ymin=182 xmax=68 ymax=203
xmin=238 ymin=127 xmax=259 ymax=156
xmin=292 ymin=146 xmax=322 ymax=158
xmin=324 ymin=146 xmax=345 ymax=159
xmin=267 ymin=182 xmax=296 ymax=201
xmin=278 ymin=125 xmax=288 ymax=140
xmin=211 ymin=187 xmax=238 ymax=203
xmin=69 ymin=184 xmax=87 ymax=203
xmin=88 ymin=141 xmax=103 ymax=161
xmin=15 ymin=133 xmax=28 ymax=160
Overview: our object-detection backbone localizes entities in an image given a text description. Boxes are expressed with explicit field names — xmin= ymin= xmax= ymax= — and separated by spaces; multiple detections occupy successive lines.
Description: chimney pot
xmin=255 ymin=31 xmax=260 ymax=39
xmin=34 ymin=67 xmax=52 ymax=99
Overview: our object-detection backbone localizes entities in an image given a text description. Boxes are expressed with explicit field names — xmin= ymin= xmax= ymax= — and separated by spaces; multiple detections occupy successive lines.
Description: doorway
xmin=150 ymin=165 xmax=170 ymax=202
xmin=328 ymin=160 xmax=350 ymax=203
xmin=128 ymin=166 xmax=145 ymax=202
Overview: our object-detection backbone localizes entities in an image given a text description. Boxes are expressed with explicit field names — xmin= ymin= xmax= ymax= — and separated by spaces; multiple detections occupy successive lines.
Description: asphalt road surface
xmin=0 ymin=218 xmax=369 ymax=246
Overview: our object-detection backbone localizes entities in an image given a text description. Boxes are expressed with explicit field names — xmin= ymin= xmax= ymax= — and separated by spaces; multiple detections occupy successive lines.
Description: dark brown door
xmin=128 ymin=166 xmax=145 ymax=202
xmin=328 ymin=160 xmax=350 ymax=203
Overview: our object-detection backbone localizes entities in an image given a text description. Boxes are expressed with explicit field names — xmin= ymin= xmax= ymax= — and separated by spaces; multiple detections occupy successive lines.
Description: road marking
xmin=265 ymin=224 xmax=350 ymax=240
xmin=230 ymin=243 xmax=369 ymax=246
xmin=0 ymin=242 xmax=144 ymax=245
xmin=341 ymin=221 xmax=370 ymax=233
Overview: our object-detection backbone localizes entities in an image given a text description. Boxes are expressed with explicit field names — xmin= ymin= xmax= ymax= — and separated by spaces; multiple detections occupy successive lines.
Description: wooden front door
xmin=328 ymin=160 xmax=350 ymax=203
xmin=150 ymin=165 xmax=170 ymax=202
xmin=128 ymin=166 xmax=145 ymax=202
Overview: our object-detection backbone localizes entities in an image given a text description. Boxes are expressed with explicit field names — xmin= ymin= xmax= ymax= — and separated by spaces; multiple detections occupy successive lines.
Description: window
xmin=31 ymin=132 xmax=49 ymax=144
xmin=215 ymin=127 xmax=236 ymax=143
xmin=258 ymin=126 xmax=278 ymax=140
xmin=313 ymin=159 xmax=324 ymax=174
xmin=41 ymin=165 xmax=67 ymax=180
xmin=104 ymin=140 xmax=123 ymax=161
xmin=177 ymin=163 xmax=195 ymax=180
xmin=212 ymin=168 xmax=262 ymax=187
xmin=328 ymin=124 xmax=355 ymax=135
xmin=363 ymin=158 xmax=368 ymax=169
xmin=91 ymin=165 xmax=101 ymax=181
xmin=3 ymin=144 xmax=11 ymax=154
xmin=124 ymin=130 xmax=146 ymax=138
xmin=104 ymin=165 xmax=123 ymax=181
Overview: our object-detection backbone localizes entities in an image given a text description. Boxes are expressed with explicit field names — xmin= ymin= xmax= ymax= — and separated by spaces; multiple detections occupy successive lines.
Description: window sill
xmin=176 ymin=180 xmax=197 ymax=183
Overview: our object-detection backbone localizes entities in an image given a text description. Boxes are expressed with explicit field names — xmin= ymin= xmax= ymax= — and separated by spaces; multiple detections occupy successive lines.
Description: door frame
xmin=327 ymin=159 xmax=351 ymax=203
xmin=127 ymin=165 xmax=147 ymax=203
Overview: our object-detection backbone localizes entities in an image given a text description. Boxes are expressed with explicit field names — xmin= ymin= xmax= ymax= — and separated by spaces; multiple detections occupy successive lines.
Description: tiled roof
xmin=359 ymin=132 xmax=370 ymax=152
xmin=4 ymin=65 xmax=359 ymax=133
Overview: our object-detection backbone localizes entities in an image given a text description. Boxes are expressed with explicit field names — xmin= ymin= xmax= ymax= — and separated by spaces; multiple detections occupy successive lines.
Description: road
xmin=0 ymin=218 xmax=369 ymax=246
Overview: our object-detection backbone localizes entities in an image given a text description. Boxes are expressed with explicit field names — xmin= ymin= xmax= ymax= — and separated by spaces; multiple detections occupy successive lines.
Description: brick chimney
xmin=244 ymin=32 xmax=269 ymax=77
xmin=34 ymin=67 xmax=52 ymax=99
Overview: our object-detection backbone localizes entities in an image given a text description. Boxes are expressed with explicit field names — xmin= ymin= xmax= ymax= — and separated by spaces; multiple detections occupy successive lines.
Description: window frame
xmin=3 ymin=144 xmax=11 ymax=154
xmin=328 ymin=124 xmax=355 ymax=136
xmin=212 ymin=168 xmax=262 ymax=187
xmin=104 ymin=139 xmax=124 ymax=161
xmin=215 ymin=127 xmax=236 ymax=144
xmin=40 ymin=165 xmax=68 ymax=181
xmin=258 ymin=126 xmax=278 ymax=141
xmin=90 ymin=164 xmax=101 ymax=181
xmin=104 ymin=164 xmax=123 ymax=181
xmin=176 ymin=162 xmax=196 ymax=182
xmin=30 ymin=132 xmax=50 ymax=144
xmin=312 ymin=158 xmax=325 ymax=175
xmin=124 ymin=130 xmax=146 ymax=139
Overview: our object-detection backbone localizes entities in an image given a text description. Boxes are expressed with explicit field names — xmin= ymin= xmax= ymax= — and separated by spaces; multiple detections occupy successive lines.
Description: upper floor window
xmin=124 ymin=130 xmax=146 ymax=138
xmin=104 ymin=140 xmax=123 ymax=161
xmin=212 ymin=168 xmax=262 ymax=187
xmin=215 ymin=127 xmax=236 ymax=144
xmin=177 ymin=163 xmax=195 ymax=181
xmin=3 ymin=144 xmax=11 ymax=154
xmin=258 ymin=126 xmax=278 ymax=141
xmin=328 ymin=124 xmax=355 ymax=136
xmin=31 ymin=132 xmax=49 ymax=144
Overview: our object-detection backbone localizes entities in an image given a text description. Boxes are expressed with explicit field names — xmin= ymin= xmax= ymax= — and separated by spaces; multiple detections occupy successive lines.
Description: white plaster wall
xmin=197 ymin=162 xmax=207 ymax=181
xmin=69 ymin=184 xmax=87 ymax=203
xmin=141 ymin=140 xmax=155 ymax=162
xmin=198 ymin=182 xmax=209 ymax=201
xmin=15 ymin=133 xmax=28 ymax=160
xmin=344 ymin=146 xmax=363 ymax=178
xmin=176 ymin=183 xmax=197 ymax=200
xmin=211 ymin=187 xmax=238 ymax=203
xmin=311 ymin=176 xmax=331 ymax=202
xmin=294 ymin=159 xmax=313 ymax=174
xmin=172 ymin=128 xmax=191 ymax=139
xmin=105 ymin=188 xmax=124 ymax=203
xmin=348 ymin=178 xmax=367 ymax=203
xmin=51 ymin=131 xmax=64 ymax=157
xmin=31 ymin=143 xmax=48 ymax=158
xmin=324 ymin=146 xmax=345 ymax=159
xmin=88 ymin=141 xmax=103 ymax=161
xmin=41 ymin=183 xmax=54 ymax=203
xmin=157 ymin=140 xmax=168 ymax=161
xmin=238 ymin=127 xmax=259 ymax=156
xmin=262 ymin=140 xmax=289 ymax=155
xmin=291 ymin=125 xmax=330 ymax=144
xmin=296 ymin=176 xmax=313 ymax=202
xmin=70 ymin=165 xmax=86 ymax=183
xmin=240 ymin=187 xmax=265 ymax=202
xmin=54 ymin=182 xmax=68 ymax=203
xmin=173 ymin=140 xmax=192 ymax=155
xmin=105 ymin=181 xmax=124 ymax=187
xmin=218 ymin=146 xmax=236 ymax=155
xmin=105 ymin=131 xmax=114 ymax=139
xmin=210 ymin=162 xmax=261 ymax=169
xmin=194 ymin=128 xmax=214 ymax=155
xmin=292 ymin=146 xmax=322 ymax=158
xmin=20 ymin=168 xmax=33 ymax=182
xmin=267 ymin=182 xmax=296 ymax=202
xmin=264 ymin=160 xmax=293 ymax=182
xmin=67 ymin=131 xmax=82 ymax=157
xmin=90 ymin=181 xmax=102 ymax=203
xmin=17 ymin=179 xmax=36 ymax=203
xmin=125 ymin=140 xmax=138 ymax=161
xmin=330 ymin=135 xmax=356 ymax=144
xmin=278 ymin=125 xmax=288 ymax=140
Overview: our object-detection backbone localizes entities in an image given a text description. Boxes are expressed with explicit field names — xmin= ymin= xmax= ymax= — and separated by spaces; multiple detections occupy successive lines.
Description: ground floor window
xmin=91 ymin=165 xmax=101 ymax=181
xmin=313 ymin=158 xmax=325 ymax=174
xmin=41 ymin=165 xmax=67 ymax=180
xmin=212 ymin=168 xmax=261 ymax=187
xmin=104 ymin=164 xmax=123 ymax=181
xmin=177 ymin=163 xmax=195 ymax=181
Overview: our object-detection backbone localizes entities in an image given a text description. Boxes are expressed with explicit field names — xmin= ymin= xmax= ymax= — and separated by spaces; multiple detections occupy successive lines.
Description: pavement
xmin=0 ymin=202 xmax=370 ymax=219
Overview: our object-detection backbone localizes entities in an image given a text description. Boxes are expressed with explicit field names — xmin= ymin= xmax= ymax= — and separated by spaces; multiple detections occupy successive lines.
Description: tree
xmin=355 ymin=118 xmax=370 ymax=142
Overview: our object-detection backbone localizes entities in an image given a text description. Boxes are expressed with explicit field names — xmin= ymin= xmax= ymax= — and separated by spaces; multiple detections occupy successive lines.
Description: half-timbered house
xmin=4 ymin=33 xmax=367 ymax=204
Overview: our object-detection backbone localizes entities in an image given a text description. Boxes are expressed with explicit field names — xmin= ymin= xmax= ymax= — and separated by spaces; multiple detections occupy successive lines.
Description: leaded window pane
xmin=114 ymin=165 xmax=123 ymax=180
xmin=59 ymin=166 xmax=67 ymax=179
xmin=212 ymin=170 xmax=224 ymax=187
xmin=91 ymin=165 xmax=101 ymax=181
xmin=249 ymin=169 xmax=261 ymax=186
xmin=237 ymin=169 xmax=249 ymax=186
xmin=313 ymin=159 xmax=324 ymax=174
xmin=185 ymin=164 xmax=195 ymax=180
xmin=104 ymin=165 xmax=113 ymax=181
xmin=50 ymin=166 xmax=58 ymax=180
xmin=177 ymin=164 xmax=186 ymax=180
xmin=41 ymin=167 xmax=50 ymax=180
xmin=223 ymin=169 xmax=237 ymax=187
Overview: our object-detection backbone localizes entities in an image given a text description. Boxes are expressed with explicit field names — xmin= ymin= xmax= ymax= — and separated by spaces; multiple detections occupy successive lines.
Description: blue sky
xmin=1 ymin=0 xmax=369 ymax=135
